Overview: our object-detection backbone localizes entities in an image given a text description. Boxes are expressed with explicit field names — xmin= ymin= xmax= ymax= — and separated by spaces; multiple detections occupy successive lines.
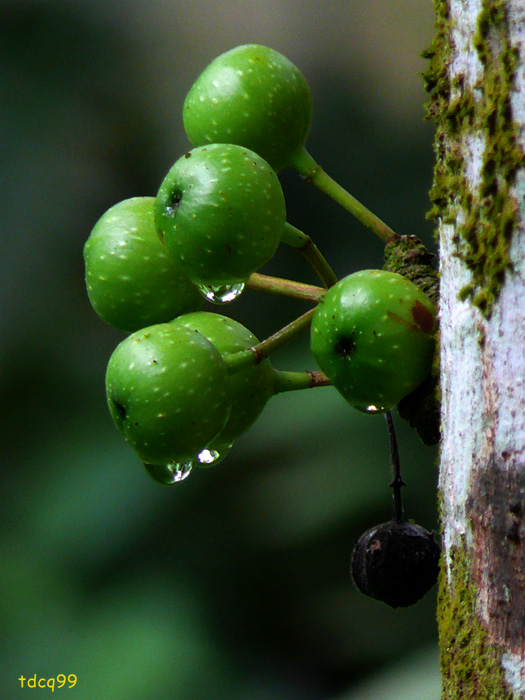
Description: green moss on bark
xmin=438 ymin=544 xmax=514 ymax=699
xmin=381 ymin=235 xmax=441 ymax=444
xmin=423 ymin=0 xmax=524 ymax=316
xmin=425 ymin=2 xmax=525 ymax=694
xmin=383 ymin=234 xmax=440 ymax=305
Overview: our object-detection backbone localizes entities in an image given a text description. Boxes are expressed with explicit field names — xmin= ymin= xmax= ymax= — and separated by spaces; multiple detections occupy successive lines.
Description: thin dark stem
xmin=385 ymin=411 xmax=405 ymax=524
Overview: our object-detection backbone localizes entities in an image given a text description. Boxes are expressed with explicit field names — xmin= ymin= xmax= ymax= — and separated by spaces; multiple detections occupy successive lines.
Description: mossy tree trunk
xmin=425 ymin=0 xmax=525 ymax=698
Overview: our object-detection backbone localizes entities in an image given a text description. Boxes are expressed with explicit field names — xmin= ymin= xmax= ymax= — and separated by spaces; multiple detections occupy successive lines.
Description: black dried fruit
xmin=351 ymin=520 xmax=441 ymax=608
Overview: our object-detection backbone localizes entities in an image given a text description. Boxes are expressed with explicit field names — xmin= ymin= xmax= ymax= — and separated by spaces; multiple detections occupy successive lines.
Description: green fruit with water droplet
xmin=170 ymin=312 xmax=277 ymax=457
xmin=310 ymin=270 xmax=437 ymax=413
xmin=183 ymin=44 xmax=312 ymax=172
xmin=155 ymin=144 xmax=286 ymax=288
xmin=106 ymin=322 xmax=232 ymax=465
xmin=84 ymin=197 xmax=202 ymax=332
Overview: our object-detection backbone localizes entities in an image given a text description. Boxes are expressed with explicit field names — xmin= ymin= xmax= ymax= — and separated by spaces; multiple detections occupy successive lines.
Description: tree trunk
xmin=425 ymin=0 xmax=525 ymax=697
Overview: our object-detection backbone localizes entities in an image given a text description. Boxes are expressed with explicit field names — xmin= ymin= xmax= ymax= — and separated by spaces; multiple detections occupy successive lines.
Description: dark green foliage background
xmin=1 ymin=2 xmax=440 ymax=698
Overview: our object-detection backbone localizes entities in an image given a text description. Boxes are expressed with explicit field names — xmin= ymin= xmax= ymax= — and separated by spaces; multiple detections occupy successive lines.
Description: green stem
xmin=223 ymin=308 xmax=316 ymax=373
xmin=273 ymin=369 xmax=331 ymax=393
xmin=247 ymin=272 xmax=326 ymax=303
xmin=280 ymin=223 xmax=339 ymax=287
xmin=289 ymin=146 xmax=397 ymax=244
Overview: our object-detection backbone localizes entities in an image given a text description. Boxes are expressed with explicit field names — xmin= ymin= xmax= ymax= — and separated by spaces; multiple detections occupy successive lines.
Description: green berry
xmin=155 ymin=144 xmax=286 ymax=288
xmin=170 ymin=312 xmax=276 ymax=459
xmin=310 ymin=270 xmax=437 ymax=413
xmin=105 ymin=322 xmax=232 ymax=465
xmin=84 ymin=197 xmax=202 ymax=332
xmin=183 ymin=44 xmax=312 ymax=172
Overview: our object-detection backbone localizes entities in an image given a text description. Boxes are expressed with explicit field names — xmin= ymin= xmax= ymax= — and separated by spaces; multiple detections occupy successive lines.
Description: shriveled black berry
xmin=351 ymin=520 xmax=441 ymax=608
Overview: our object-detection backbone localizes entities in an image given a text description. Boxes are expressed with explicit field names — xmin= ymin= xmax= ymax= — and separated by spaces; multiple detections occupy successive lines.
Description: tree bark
xmin=425 ymin=0 xmax=525 ymax=697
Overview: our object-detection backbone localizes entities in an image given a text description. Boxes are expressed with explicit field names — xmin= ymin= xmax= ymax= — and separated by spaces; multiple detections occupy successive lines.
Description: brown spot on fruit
xmin=387 ymin=311 xmax=419 ymax=332
xmin=411 ymin=301 xmax=435 ymax=333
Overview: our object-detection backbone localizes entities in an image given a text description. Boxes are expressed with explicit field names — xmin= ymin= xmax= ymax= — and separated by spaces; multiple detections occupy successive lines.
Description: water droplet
xmin=198 ymin=282 xmax=245 ymax=304
xmin=355 ymin=404 xmax=387 ymax=415
xmin=197 ymin=444 xmax=232 ymax=467
xmin=144 ymin=461 xmax=193 ymax=485
xmin=197 ymin=448 xmax=220 ymax=465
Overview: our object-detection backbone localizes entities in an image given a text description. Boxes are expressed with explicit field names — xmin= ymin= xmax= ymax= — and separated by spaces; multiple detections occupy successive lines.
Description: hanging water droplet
xmin=366 ymin=404 xmax=383 ymax=414
xmin=197 ymin=444 xmax=233 ymax=467
xmin=198 ymin=282 xmax=245 ymax=304
xmin=144 ymin=460 xmax=193 ymax=485
xmin=197 ymin=448 xmax=220 ymax=465
xmin=355 ymin=404 xmax=387 ymax=415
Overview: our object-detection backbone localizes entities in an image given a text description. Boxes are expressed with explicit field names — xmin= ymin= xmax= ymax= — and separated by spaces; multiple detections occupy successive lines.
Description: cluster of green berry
xmin=84 ymin=45 xmax=440 ymax=606
xmin=84 ymin=44 xmax=437 ymax=484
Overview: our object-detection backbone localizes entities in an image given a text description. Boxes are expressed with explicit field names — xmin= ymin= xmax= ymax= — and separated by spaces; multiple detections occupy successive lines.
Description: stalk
xmin=223 ymin=308 xmax=316 ymax=373
xmin=247 ymin=272 xmax=325 ymax=303
xmin=385 ymin=411 xmax=405 ymax=524
xmin=289 ymin=147 xmax=397 ymax=244
xmin=273 ymin=369 xmax=331 ymax=393
xmin=280 ymin=223 xmax=339 ymax=288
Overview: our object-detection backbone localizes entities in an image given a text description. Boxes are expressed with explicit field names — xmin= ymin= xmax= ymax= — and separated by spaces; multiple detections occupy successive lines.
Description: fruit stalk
xmin=223 ymin=308 xmax=316 ymax=373
xmin=273 ymin=369 xmax=331 ymax=393
xmin=385 ymin=411 xmax=405 ymax=523
xmin=280 ymin=223 xmax=339 ymax=287
xmin=247 ymin=272 xmax=326 ymax=303
xmin=290 ymin=147 xmax=397 ymax=244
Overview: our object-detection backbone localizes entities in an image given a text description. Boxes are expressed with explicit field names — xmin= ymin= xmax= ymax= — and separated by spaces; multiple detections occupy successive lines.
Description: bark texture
xmin=425 ymin=0 xmax=525 ymax=697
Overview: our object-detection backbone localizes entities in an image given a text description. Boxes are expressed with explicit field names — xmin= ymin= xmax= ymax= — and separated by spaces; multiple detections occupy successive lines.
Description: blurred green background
xmin=1 ymin=1 xmax=441 ymax=698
